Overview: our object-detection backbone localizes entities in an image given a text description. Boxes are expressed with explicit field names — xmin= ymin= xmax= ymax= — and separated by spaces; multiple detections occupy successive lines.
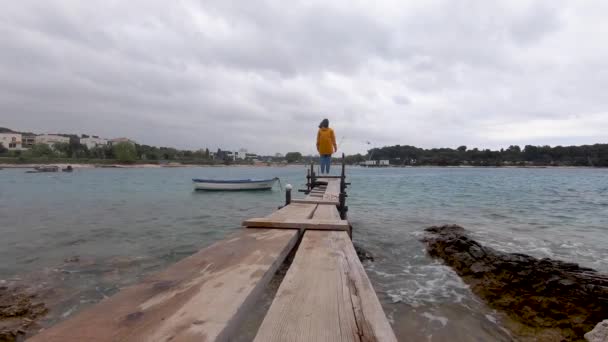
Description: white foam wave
xmin=385 ymin=263 xmax=470 ymax=306
xmin=422 ymin=312 xmax=449 ymax=327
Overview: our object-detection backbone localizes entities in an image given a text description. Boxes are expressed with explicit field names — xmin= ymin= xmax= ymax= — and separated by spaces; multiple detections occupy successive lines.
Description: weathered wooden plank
xmin=306 ymin=188 xmax=327 ymax=201
xmin=30 ymin=229 xmax=300 ymax=342
xmin=292 ymin=199 xmax=340 ymax=206
xmin=254 ymin=230 xmax=397 ymax=342
xmin=322 ymin=193 xmax=340 ymax=202
xmin=265 ymin=202 xmax=317 ymax=221
xmin=311 ymin=203 xmax=341 ymax=221
xmin=243 ymin=218 xmax=349 ymax=231
xmin=324 ymin=179 xmax=341 ymax=195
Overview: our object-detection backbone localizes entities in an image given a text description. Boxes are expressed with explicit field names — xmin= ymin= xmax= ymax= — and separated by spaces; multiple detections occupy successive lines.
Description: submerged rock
xmin=422 ymin=224 xmax=608 ymax=341
xmin=585 ymin=320 xmax=608 ymax=342
xmin=0 ymin=286 xmax=47 ymax=342
xmin=354 ymin=243 xmax=374 ymax=262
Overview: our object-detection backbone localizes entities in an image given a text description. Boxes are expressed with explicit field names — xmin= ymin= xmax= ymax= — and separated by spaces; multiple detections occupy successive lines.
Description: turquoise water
xmin=1 ymin=166 xmax=607 ymax=340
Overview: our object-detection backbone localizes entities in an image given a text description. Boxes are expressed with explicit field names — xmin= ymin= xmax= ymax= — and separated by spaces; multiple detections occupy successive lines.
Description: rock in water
xmin=354 ymin=243 xmax=374 ymax=262
xmin=585 ymin=320 xmax=608 ymax=342
xmin=0 ymin=286 xmax=47 ymax=341
xmin=422 ymin=225 xmax=608 ymax=341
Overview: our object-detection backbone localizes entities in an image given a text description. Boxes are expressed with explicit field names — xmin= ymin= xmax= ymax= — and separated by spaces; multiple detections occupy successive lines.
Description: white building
xmin=81 ymin=136 xmax=108 ymax=150
xmin=36 ymin=134 xmax=70 ymax=147
xmin=379 ymin=160 xmax=390 ymax=166
xmin=233 ymin=148 xmax=249 ymax=160
xmin=362 ymin=160 xmax=377 ymax=166
xmin=0 ymin=133 xmax=24 ymax=150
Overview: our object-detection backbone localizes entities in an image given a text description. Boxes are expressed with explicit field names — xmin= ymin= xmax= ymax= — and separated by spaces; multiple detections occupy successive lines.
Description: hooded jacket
xmin=317 ymin=127 xmax=336 ymax=155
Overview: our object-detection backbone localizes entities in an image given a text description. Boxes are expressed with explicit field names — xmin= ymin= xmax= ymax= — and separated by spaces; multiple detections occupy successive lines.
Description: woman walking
xmin=316 ymin=118 xmax=337 ymax=174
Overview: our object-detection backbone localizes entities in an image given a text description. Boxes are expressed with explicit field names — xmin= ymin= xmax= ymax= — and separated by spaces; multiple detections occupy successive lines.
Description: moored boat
xmin=26 ymin=166 xmax=60 ymax=173
xmin=193 ymin=178 xmax=278 ymax=191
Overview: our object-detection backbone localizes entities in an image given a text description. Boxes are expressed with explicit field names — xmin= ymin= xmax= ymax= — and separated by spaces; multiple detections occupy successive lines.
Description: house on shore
xmin=360 ymin=160 xmax=390 ymax=167
xmin=0 ymin=133 xmax=24 ymax=150
xmin=22 ymin=134 xmax=36 ymax=148
xmin=35 ymin=134 xmax=70 ymax=148
xmin=81 ymin=136 xmax=108 ymax=149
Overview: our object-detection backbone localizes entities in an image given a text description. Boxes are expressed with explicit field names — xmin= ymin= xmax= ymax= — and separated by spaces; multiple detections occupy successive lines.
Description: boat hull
xmin=193 ymin=178 xmax=277 ymax=191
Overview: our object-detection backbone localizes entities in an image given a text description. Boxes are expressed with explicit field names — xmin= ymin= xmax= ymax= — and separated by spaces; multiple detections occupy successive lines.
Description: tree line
xmin=0 ymin=140 xmax=219 ymax=164
xmin=365 ymin=144 xmax=608 ymax=167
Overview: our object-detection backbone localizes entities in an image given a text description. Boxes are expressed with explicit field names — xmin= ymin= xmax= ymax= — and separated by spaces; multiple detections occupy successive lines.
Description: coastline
xmin=0 ymin=162 xmax=295 ymax=169
xmin=2 ymin=162 xmax=606 ymax=169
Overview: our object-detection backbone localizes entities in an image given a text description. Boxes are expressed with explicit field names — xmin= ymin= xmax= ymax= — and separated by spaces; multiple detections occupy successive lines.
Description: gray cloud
xmin=1 ymin=0 xmax=607 ymax=155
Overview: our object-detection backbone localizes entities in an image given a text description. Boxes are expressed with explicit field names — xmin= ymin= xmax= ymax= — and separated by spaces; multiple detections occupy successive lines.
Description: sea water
xmin=1 ymin=166 xmax=607 ymax=340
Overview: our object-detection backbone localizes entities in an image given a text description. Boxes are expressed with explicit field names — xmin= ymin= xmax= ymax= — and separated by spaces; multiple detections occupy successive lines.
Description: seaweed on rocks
xmin=354 ymin=243 xmax=374 ymax=262
xmin=0 ymin=286 xmax=47 ymax=342
xmin=421 ymin=224 xmax=608 ymax=341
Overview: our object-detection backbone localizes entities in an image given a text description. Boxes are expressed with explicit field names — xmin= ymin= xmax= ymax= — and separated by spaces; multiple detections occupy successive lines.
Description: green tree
xmin=53 ymin=142 xmax=71 ymax=157
xmin=0 ymin=143 xmax=7 ymax=154
xmin=27 ymin=143 xmax=55 ymax=157
xmin=113 ymin=142 xmax=137 ymax=163
xmin=285 ymin=152 xmax=302 ymax=163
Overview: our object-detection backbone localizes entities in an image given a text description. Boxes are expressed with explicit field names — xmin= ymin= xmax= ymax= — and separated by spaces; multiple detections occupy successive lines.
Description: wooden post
xmin=306 ymin=169 xmax=311 ymax=192
xmin=285 ymin=185 xmax=292 ymax=206
xmin=339 ymin=153 xmax=348 ymax=220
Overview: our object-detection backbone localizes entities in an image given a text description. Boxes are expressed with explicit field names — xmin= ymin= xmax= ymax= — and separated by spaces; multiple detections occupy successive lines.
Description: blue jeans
xmin=320 ymin=154 xmax=331 ymax=174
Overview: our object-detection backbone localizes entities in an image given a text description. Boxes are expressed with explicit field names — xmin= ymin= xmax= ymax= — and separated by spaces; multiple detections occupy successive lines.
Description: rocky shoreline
xmin=422 ymin=225 xmax=608 ymax=341
xmin=0 ymin=286 xmax=47 ymax=342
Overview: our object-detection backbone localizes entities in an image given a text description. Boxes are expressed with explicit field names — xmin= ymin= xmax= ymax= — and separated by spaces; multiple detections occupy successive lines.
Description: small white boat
xmin=193 ymin=178 xmax=278 ymax=191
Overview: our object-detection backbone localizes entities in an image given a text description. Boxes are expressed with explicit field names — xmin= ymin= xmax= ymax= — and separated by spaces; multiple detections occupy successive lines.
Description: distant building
xmin=274 ymin=153 xmax=283 ymax=158
xmin=22 ymin=134 xmax=36 ymax=148
xmin=361 ymin=160 xmax=390 ymax=167
xmin=245 ymin=153 xmax=257 ymax=160
xmin=0 ymin=133 xmax=24 ymax=150
xmin=81 ymin=136 xmax=108 ymax=149
xmin=234 ymin=151 xmax=246 ymax=160
xmin=35 ymin=134 xmax=69 ymax=147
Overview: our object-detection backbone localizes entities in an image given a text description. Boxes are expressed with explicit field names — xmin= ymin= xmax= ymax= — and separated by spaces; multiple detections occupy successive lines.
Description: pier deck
xmin=29 ymin=165 xmax=397 ymax=342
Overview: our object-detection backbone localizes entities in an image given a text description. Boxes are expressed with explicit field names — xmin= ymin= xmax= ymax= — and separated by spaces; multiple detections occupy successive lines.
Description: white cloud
xmin=1 ymin=1 xmax=607 ymax=154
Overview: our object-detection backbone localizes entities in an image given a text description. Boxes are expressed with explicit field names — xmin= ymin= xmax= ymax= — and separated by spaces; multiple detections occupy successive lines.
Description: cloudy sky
xmin=1 ymin=1 xmax=607 ymax=155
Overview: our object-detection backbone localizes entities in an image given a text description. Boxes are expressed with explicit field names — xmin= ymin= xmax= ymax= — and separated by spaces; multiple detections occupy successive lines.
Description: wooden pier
xmin=29 ymin=161 xmax=397 ymax=342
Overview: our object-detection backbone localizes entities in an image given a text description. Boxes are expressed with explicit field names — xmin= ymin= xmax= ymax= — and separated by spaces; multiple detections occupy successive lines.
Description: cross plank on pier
xmin=292 ymin=199 xmax=340 ymax=206
xmin=243 ymin=218 xmax=349 ymax=231
xmin=266 ymin=202 xmax=317 ymax=220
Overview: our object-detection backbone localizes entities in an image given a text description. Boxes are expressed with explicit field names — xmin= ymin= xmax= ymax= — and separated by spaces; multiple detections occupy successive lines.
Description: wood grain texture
xmin=323 ymin=179 xmax=341 ymax=195
xmin=292 ymin=199 xmax=340 ymax=206
xmin=243 ymin=218 xmax=348 ymax=231
xmin=254 ymin=231 xmax=397 ymax=342
xmin=266 ymin=203 xmax=318 ymax=221
xmin=312 ymin=204 xmax=341 ymax=221
xmin=29 ymin=229 xmax=299 ymax=342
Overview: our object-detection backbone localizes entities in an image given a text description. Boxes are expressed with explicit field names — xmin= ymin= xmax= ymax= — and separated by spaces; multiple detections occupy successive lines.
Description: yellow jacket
xmin=317 ymin=128 xmax=336 ymax=155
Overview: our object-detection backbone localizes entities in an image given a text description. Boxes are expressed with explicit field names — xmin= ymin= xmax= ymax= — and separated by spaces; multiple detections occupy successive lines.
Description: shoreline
xmin=1 ymin=163 xmax=606 ymax=169
xmin=0 ymin=163 xmax=296 ymax=169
